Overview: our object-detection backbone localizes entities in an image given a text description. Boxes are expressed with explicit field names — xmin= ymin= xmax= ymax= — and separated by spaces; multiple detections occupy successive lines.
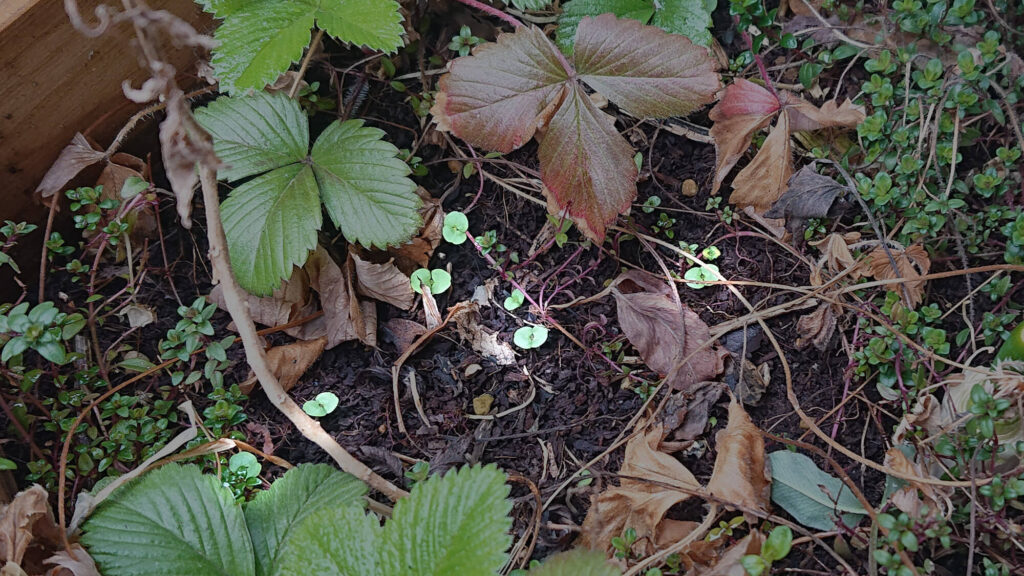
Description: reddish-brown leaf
xmin=611 ymin=270 xmax=726 ymax=392
xmin=242 ymin=336 xmax=326 ymax=394
xmin=574 ymin=14 xmax=720 ymax=119
xmin=795 ymin=302 xmax=839 ymax=351
xmin=306 ymin=247 xmax=376 ymax=347
xmin=35 ymin=133 xmax=106 ymax=199
xmin=432 ymin=26 xmax=568 ymax=153
xmin=539 ymin=82 xmax=638 ymax=241
xmin=708 ymin=79 xmax=779 ymax=195
xmin=707 ymin=396 xmax=771 ymax=519
xmin=781 ymin=93 xmax=865 ymax=133
xmin=350 ymin=253 xmax=414 ymax=310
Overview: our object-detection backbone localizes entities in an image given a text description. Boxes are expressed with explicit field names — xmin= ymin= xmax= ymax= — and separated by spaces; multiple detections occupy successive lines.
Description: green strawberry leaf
xmin=310 ymin=120 xmax=422 ymax=249
xmin=557 ymin=0 xmax=714 ymax=51
xmin=207 ymin=0 xmax=405 ymax=94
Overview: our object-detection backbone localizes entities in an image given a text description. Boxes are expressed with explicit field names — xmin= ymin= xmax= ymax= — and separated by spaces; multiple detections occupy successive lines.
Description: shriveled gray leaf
xmin=35 ymin=133 xmax=105 ymax=198
xmin=764 ymin=165 xmax=846 ymax=223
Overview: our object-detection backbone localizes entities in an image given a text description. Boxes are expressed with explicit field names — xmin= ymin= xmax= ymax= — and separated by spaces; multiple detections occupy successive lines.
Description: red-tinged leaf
xmin=36 ymin=133 xmax=105 ymax=198
xmin=538 ymin=82 xmax=637 ymax=240
xmin=432 ymin=26 xmax=569 ymax=153
xmin=780 ymin=93 xmax=865 ymax=133
xmin=708 ymin=79 xmax=780 ymax=195
xmin=728 ymin=112 xmax=792 ymax=213
xmin=573 ymin=14 xmax=719 ymax=119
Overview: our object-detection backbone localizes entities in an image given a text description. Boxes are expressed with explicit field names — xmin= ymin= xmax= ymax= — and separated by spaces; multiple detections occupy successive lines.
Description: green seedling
xmin=228 ymin=452 xmax=261 ymax=479
xmin=302 ymin=392 xmax=339 ymax=418
xmin=684 ymin=263 xmax=720 ymax=289
xmin=443 ymin=211 xmax=469 ymax=244
xmin=410 ymin=269 xmax=452 ymax=295
xmin=514 ymin=325 xmax=548 ymax=349
xmin=504 ymin=289 xmax=526 ymax=311
xmin=741 ymin=525 xmax=793 ymax=576
xmin=448 ymin=25 xmax=484 ymax=57
xmin=701 ymin=245 xmax=721 ymax=261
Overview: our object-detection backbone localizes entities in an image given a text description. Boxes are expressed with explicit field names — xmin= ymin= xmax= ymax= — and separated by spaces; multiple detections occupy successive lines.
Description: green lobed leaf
xmin=310 ymin=120 xmax=421 ymax=249
xmin=557 ymin=0 xmax=713 ymax=51
xmin=220 ymin=163 xmax=322 ymax=295
xmin=211 ymin=0 xmax=319 ymax=95
xmin=206 ymin=0 xmax=404 ymax=94
xmin=527 ymin=549 xmax=621 ymax=576
xmin=81 ymin=463 xmax=255 ymax=576
xmin=768 ymin=451 xmax=867 ymax=531
xmin=195 ymin=91 xmax=309 ymax=182
xmin=315 ymin=0 xmax=405 ymax=55
xmin=276 ymin=504 xmax=382 ymax=576
xmin=245 ymin=464 xmax=367 ymax=576
xmin=574 ymin=14 xmax=720 ymax=118
xmin=510 ymin=0 xmax=553 ymax=9
xmin=381 ymin=464 xmax=512 ymax=576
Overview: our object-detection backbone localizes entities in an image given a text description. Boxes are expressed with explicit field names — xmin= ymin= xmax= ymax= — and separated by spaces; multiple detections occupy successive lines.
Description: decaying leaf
xmin=118 ymin=304 xmax=156 ymax=329
xmin=350 ymin=253 xmax=414 ymax=310
xmin=383 ymin=318 xmax=428 ymax=355
xmin=764 ymin=165 xmax=845 ymax=227
xmin=0 ymin=485 xmax=61 ymax=568
xmin=35 ymin=133 xmax=106 ymax=199
xmin=795 ymin=302 xmax=838 ymax=351
xmin=579 ymin=424 xmax=701 ymax=553
xmin=661 ymin=383 xmax=726 ymax=444
xmin=388 ymin=193 xmax=444 ymax=275
xmin=809 ymin=232 xmax=861 ymax=279
xmin=452 ymin=303 xmax=516 ymax=366
xmin=610 ymin=270 xmax=726 ymax=392
xmin=701 ymin=531 xmax=764 ymax=576
xmin=709 ymin=79 xmax=864 ymax=213
xmin=44 ymin=544 xmax=100 ymax=576
xmin=864 ymin=244 xmax=931 ymax=308
xmin=434 ymin=15 xmax=719 ymax=240
xmin=884 ymin=447 xmax=950 ymax=519
xmin=707 ymin=396 xmax=771 ymax=519
xmin=241 ymin=336 xmax=327 ymax=394
xmin=210 ymin=268 xmax=317 ymax=336
xmin=307 ymin=247 xmax=377 ymax=347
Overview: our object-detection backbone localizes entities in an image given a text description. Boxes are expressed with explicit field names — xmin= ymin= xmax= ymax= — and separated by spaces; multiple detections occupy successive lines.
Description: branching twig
xmin=452 ymin=0 xmax=523 ymax=28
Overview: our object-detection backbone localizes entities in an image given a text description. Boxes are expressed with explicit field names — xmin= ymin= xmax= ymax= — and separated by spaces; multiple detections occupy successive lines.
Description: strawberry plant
xmin=197 ymin=0 xmax=405 ymax=94
xmin=81 ymin=462 xmax=619 ymax=576
xmin=194 ymin=90 xmax=420 ymax=295
xmin=556 ymin=0 xmax=716 ymax=49
xmin=432 ymin=14 xmax=719 ymax=241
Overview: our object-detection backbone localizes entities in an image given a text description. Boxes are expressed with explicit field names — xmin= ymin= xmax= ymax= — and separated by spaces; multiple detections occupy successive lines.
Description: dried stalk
xmin=198 ymin=166 xmax=407 ymax=502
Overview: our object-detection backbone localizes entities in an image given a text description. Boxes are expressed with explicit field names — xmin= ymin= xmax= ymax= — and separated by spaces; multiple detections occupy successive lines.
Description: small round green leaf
xmin=229 ymin=452 xmax=261 ymax=479
xmin=303 ymin=392 xmax=340 ymax=417
xmin=410 ymin=269 xmax=451 ymax=295
xmin=443 ymin=211 xmax=469 ymax=244
xmin=503 ymin=289 xmax=525 ymax=311
xmin=0 ymin=457 xmax=15 ymax=471
xmin=513 ymin=325 xmax=548 ymax=350
xmin=701 ymin=245 xmax=721 ymax=261
xmin=683 ymin=263 xmax=719 ymax=289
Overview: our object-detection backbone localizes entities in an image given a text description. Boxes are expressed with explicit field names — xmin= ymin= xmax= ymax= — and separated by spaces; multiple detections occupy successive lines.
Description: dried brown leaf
xmin=796 ymin=303 xmax=838 ymax=351
xmin=611 ymin=271 xmax=726 ymax=392
xmin=708 ymin=79 xmax=780 ymax=195
xmin=579 ymin=425 xmax=701 ymax=552
xmin=0 ymin=485 xmax=60 ymax=566
xmin=388 ymin=193 xmax=443 ymax=275
xmin=210 ymin=267 xmax=316 ymax=334
xmin=884 ymin=447 xmax=950 ymax=519
xmin=781 ymin=94 xmax=865 ymax=133
xmin=306 ymin=247 xmax=376 ymax=347
xmin=764 ymin=165 xmax=845 ymax=224
xmin=44 ymin=545 xmax=100 ymax=576
xmin=728 ymin=112 xmax=792 ymax=213
xmin=865 ymin=244 xmax=931 ymax=308
xmin=384 ymin=318 xmax=428 ymax=356
xmin=810 ymin=233 xmax=861 ymax=278
xmin=452 ymin=303 xmax=516 ymax=365
xmin=702 ymin=531 xmax=765 ymax=576
xmin=243 ymin=337 xmax=327 ymax=395
xmin=707 ymin=396 xmax=771 ymax=518
xmin=35 ymin=133 xmax=105 ymax=199
xmin=351 ymin=253 xmax=414 ymax=310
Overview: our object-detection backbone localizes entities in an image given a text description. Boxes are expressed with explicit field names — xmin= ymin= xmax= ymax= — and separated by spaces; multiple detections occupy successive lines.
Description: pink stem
xmin=453 ymin=0 xmax=523 ymax=28
xmin=736 ymin=18 xmax=778 ymax=99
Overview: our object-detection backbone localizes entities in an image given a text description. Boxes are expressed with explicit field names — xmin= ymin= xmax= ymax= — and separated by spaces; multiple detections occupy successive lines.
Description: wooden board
xmin=0 ymin=0 xmax=209 ymax=226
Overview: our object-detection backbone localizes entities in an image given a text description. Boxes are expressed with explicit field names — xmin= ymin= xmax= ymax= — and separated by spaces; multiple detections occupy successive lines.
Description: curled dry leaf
xmin=0 ymin=485 xmax=62 ymax=567
xmin=701 ymin=530 xmax=765 ymax=576
xmin=610 ymin=270 xmax=726 ymax=392
xmin=388 ymin=191 xmax=444 ymax=275
xmin=209 ymin=267 xmax=318 ymax=337
xmin=383 ymin=318 xmax=428 ymax=356
xmin=709 ymin=79 xmax=864 ymax=213
xmin=707 ymin=396 xmax=771 ymax=519
xmin=661 ymin=383 xmax=726 ymax=445
xmin=44 ymin=544 xmax=100 ymax=576
xmin=795 ymin=302 xmax=838 ymax=351
xmin=884 ymin=447 xmax=951 ymax=519
xmin=308 ymin=247 xmax=377 ymax=347
xmin=35 ymin=133 xmax=105 ymax=199
xmin=350 ymin=253 xmax=414 ymax=310
xmin=864 ymin=244 xmax=931 ymax=308
xmin=764 ymin=165 xmax=845 ymax=228
xmin=452 ymin=303 xmax=516 ymax=366
xmin=809 ymin=232 xmax=861 ymax=279
xmin=118 ymin=304 xmax=156 ymax=329
xmin=241 ymin=336 xmax=327 ymax=395
xmin=579 ymin=424 xmax=701 ymax=553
